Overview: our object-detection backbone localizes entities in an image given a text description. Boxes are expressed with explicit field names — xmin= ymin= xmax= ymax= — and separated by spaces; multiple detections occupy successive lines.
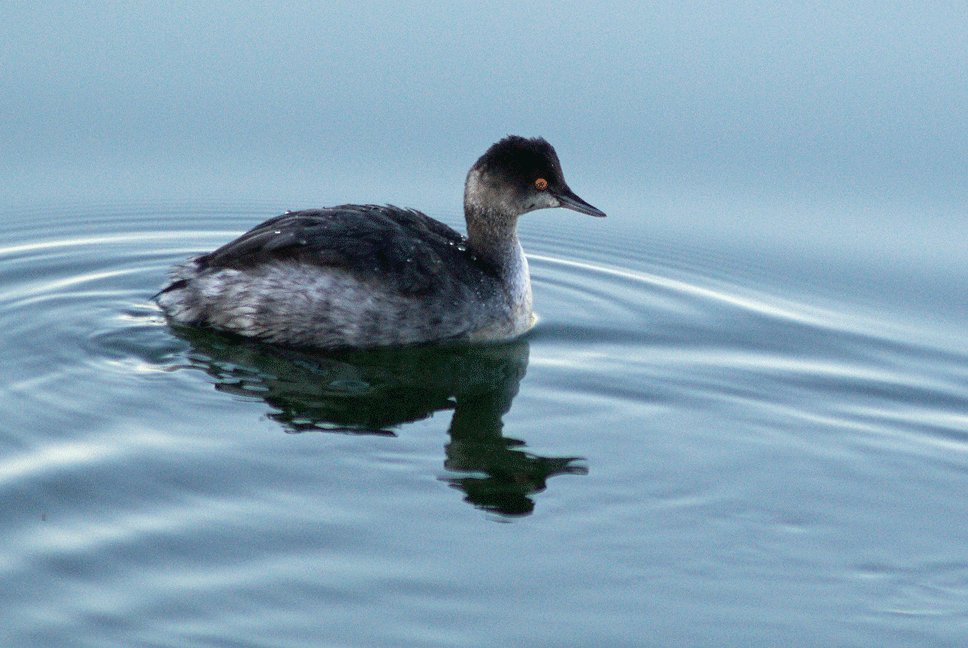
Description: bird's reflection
xmin=172 ymin=326 xmax=587 ymax=516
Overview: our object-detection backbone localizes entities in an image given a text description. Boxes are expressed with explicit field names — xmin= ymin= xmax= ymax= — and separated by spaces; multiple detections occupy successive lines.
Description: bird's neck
xmin=463 ymin=169 xmax=523 ymax=274
xmin=463 ymin=169 xmax=534 ymax=330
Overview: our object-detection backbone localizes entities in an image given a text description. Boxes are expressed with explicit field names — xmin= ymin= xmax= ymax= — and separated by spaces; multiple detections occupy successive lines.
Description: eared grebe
xmin=155 ymin=136 xmax=605 ymax=349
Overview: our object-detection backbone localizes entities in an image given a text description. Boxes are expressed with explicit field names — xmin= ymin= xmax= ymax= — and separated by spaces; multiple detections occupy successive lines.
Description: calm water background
xmin=3 ymin=2 xmax=968 ymax=646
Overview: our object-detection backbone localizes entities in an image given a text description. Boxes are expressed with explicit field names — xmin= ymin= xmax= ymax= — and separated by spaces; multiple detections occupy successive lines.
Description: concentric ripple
xmin=3 ymin=203 xmax=968 ymax=646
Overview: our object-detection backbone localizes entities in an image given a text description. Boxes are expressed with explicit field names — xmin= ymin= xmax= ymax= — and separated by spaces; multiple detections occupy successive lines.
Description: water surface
xmin=2 ymin=199 xmax=968 ymax=646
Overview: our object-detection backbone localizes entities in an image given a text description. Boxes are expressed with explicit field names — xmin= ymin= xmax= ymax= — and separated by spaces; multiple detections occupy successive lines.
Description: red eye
xmin=534 ymin=178 xmax=548 ymax=190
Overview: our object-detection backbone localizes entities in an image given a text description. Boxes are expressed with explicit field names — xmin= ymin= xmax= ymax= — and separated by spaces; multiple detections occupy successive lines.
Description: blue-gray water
xmin=3 ymin=195 xmax=968 ymax=647
xmin=4 ymin=1 xmax=968 ymax=646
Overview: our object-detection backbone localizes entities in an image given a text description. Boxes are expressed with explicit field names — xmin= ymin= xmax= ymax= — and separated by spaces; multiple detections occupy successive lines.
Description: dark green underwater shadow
xmin=167 ymin=324 xmax=587 ymax=517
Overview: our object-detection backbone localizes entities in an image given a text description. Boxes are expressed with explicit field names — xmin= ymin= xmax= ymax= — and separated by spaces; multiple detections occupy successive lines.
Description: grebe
xmin=155 ymin=136 xmax=605 ymax=348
